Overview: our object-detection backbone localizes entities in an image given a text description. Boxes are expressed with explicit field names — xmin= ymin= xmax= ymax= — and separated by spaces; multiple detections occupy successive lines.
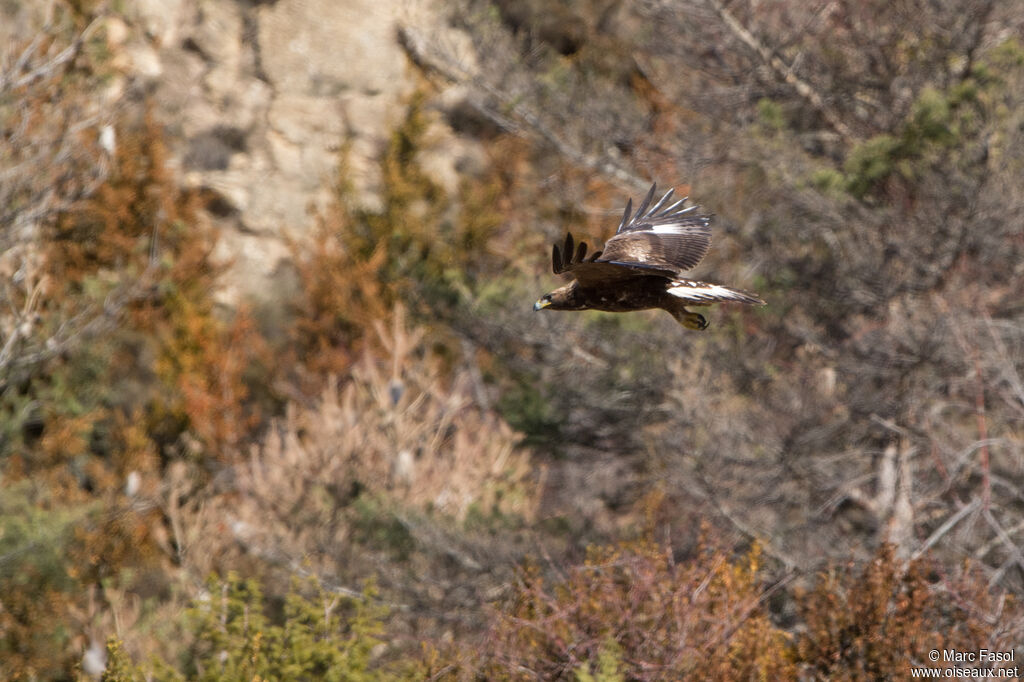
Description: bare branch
xmin=912 ymin=498 xmax=981 ymax=561
xmin=983 ymin=508 xmax=1024 ymax=581
xmin=0 ymin=16 xmax=104 ymax=92
xmin=705 ymin=0 xmax=855 ymax=142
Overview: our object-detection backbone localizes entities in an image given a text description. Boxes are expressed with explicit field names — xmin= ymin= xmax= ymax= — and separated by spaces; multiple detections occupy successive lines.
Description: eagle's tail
xmin=666 ymin=280 xmax=765 ymax=306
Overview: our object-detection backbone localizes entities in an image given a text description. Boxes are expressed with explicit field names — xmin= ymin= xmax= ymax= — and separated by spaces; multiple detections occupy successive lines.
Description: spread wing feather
xmin=553 ymin=184 xmax=714 ymax=286
xmin=604 ymin=183 xmax=712 ymax=272
xmin=552 ymin=232 xmax=662 ymax=286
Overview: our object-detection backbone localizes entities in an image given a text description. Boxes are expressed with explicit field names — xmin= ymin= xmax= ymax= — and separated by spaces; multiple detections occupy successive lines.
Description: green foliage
xmin=341 ymin=90 xmax=501 ymax=315
xmin=982 ymin=37 xmax=1024 ymax=71
xmin=354 ymin=94 xmax=449 ymax=298
xmin=756 ymin=97 xmax=786 ymax=132
xmin=98 ymin=574 xmax=397 ymax=681
xmin=807 ymin=168 xmax=845 ymax=195
xmin=0 ymin=481 xmax=90 ymax=679
xmin=102 ymin=636 xmax=146 ymax=682
xmin=352 ymin=498 xmax=415 ymax=561
xmin=573 ymin=637 xmax=625 ymax=682
xmin=903 ymin=87 xmax=956 ymax=150
xmin=0 ymin=478 xmax=170 ymax=679
xmin=167 ymin=573 xmax=387 ymax=681
xmin=495 ymin=375 xmax=563 ymax=447
xmin=842 ymin=134 xmax=901 ymax=198
xmin=840 ymin=40 xmax=1022 ymax=199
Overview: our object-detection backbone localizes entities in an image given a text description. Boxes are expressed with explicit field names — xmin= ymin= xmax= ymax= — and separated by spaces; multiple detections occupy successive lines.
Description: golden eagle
xmin=534 ymin=184 xmax=764 ymax=329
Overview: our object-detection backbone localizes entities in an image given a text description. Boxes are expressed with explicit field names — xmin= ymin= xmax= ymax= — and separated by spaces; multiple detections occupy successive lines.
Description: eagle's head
xmin=534 ymin=282 xmax=586 ymax=311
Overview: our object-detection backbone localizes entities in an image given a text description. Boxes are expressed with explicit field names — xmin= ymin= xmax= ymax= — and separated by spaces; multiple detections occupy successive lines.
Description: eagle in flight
xmin=534 ymin=183 xmax=764 ymax=329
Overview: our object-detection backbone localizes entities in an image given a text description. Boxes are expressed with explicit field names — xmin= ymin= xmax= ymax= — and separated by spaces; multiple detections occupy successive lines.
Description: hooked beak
xmin=534 ymin=298 xmax=551 ymax=311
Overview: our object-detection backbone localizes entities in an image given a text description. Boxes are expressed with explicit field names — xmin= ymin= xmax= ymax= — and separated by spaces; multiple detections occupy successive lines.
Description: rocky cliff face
xmin=116 ymin=0 xmax=479 ymax=303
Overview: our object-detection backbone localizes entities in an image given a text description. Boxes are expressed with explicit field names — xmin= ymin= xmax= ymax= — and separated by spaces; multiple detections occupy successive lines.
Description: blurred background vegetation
xmin=2 ymin=0 xmax=1024 ymax=679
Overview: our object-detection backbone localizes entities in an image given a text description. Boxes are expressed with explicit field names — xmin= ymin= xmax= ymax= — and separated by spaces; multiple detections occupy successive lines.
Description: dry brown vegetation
xmin=3 ymin=0 xmax=1024 ymax=679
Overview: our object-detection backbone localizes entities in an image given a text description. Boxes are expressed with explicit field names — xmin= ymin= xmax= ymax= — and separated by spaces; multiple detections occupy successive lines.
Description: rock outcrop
xmin=114 ymin=0 xmax=480 ymax=303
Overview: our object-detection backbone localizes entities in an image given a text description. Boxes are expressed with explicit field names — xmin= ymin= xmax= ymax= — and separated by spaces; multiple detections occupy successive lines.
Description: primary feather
xmin=603 ymin=183 xmax=712 ymax=273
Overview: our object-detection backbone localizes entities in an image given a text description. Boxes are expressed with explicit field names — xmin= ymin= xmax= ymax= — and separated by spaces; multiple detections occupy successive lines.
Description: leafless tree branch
xmin=705 ymin=0 xmax=855 ymax=142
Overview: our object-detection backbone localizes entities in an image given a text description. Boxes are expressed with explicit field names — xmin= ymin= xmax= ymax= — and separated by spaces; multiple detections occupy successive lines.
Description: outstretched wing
xmin=598 ymin=183 xmax=712 ymax=274
xmin=552 ymin=231 xmax=670 ymax=286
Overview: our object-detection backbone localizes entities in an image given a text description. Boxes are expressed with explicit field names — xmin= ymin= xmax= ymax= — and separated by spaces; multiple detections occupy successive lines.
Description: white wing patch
xmin=667 ymin=280 xmax=763 ymax=304
xmin=649 ymin=215 xmax=701 ymax=235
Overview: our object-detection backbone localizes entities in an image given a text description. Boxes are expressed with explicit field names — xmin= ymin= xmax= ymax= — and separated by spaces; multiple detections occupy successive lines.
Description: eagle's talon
xmin=677 ymin=311 xmax=708 ymax=330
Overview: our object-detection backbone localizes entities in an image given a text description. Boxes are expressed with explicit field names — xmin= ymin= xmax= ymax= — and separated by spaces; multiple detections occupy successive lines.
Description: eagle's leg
xmin=669 ymin=306 xmax=708 ymax=330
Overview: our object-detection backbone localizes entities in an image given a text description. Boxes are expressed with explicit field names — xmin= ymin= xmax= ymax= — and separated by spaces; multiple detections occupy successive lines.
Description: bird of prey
xmin=534 ymin=183 xmax=764 ymax=329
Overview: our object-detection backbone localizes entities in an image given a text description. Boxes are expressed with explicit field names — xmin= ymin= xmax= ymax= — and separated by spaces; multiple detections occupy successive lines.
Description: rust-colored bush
xmin=483 ymin=537 xmax=795 ymax=681
xmin=795 ymin=544 xmax=1024 ymax=681
xmin=20 ymin=107 xmax=272 ymax=471
xmin=473 ymin=539 xmax=1024 ymax=681
xmin=289 ymin=207 xmax=389 ymax=381
xmin=288 ymin=93 xmax=449 ymax=385
xmin=289 ymin=92 xmax=519 ymax=387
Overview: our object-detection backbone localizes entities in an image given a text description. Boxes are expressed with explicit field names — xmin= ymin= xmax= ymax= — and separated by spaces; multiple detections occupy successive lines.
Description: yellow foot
xmin=672 ymin=308 xmax=708 ymax=330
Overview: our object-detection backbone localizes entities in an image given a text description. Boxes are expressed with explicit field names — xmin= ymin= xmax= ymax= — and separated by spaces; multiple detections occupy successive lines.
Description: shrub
xmin=103 ymin=573 xmax=392 ymax=681
xmin=4 ymin=105 xmax=270 ymax=481
xmin=289 ymin=90 xmax=513 ymax=387
xmin=0 ymin=481 xmax=89 ymax=679
xmin=49 ymin=108 xmax=269 ymax=461
xmin=482 ymin=538 xmax=796 ymax=681
xmin=795 ymin=544 xmax=1024 ymax=680
xmin=291 ymin=93 xmax=458 ymax=383
xmin=219 ymin=305 xmax=537 ymax=571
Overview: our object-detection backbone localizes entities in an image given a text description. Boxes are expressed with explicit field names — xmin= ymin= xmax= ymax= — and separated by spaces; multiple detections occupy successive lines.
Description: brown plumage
xmin=534 ymin=183 xmax=764 ymax=329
